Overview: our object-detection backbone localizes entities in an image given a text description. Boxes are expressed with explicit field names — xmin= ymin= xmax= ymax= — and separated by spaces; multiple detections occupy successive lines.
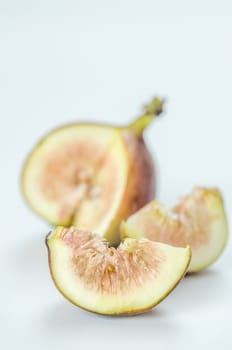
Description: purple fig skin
xmin=104 ymin=133 xmax=156 ymax=245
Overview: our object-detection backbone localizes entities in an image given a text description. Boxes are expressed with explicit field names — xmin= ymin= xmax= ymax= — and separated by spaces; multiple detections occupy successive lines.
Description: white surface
xmin=1 ymin=1 xmax=232 ymax=349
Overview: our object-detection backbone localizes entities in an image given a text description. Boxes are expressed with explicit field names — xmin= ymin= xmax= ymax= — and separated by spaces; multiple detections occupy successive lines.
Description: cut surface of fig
xmin=46 ymin=227 xmax=191 ymax=315
xmin=22 ymin=126 xmax=129 ymax=238
xmin=121 ymin=187 xmax=228 ymax=272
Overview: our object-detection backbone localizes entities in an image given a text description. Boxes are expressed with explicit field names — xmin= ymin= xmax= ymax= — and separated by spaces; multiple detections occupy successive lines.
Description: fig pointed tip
xmin=128 ymin=96 xmax=165 ymax=136
xmin=144 ymin=97 xmax=164 ymax=116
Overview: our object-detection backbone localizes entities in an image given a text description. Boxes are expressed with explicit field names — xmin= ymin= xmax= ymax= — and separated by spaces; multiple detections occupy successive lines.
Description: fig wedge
xmin=22 ymin=97 xmax=163 ymax=245
xmin=46 ymin=227 xmax=191 ymax=315
xmin=121 ymin=187 xmax=229 ymax=272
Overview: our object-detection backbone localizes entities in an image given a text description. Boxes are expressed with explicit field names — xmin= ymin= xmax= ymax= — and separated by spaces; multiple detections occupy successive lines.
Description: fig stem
xmin=128 ymin=97 xmax=164 ymax=135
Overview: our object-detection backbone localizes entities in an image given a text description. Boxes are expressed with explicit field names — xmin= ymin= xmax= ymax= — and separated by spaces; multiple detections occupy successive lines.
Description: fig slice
xmin=121 ymin=187 xmax=229 ymax=273
xmin=21 ymin=97 xmax=163 ymax=245
xmin=46 ymin=226 xmax=191 ymax=315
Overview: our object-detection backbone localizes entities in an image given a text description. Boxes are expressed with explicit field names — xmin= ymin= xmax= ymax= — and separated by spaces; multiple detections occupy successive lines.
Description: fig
xmin=22 ymin=97 xmax=163 ymax=245
xmin=121 ymin=187 xmax=229 ymax=272
xmin=46 ymin=226 xmax=191 ymax=315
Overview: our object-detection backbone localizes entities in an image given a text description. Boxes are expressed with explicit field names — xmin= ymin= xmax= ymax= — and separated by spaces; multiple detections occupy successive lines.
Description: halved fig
xmin=121 ymin=187 xmax=229 ymax=272
xmin=46 ymin=226 xmax=191 ymax=315
xmin=22 ymin=97 xmax=163 ymax=245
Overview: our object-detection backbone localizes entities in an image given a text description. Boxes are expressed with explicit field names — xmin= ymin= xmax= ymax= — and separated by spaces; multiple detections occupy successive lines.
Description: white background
xmin=1 ymin=1 xmax=232 ymax=349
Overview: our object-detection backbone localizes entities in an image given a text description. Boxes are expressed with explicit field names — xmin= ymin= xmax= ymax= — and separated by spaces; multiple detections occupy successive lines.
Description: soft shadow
xmin=35 ymin=301 xmax=179 ymax=346
xmin=41 ymin=300 xmax=166 ymax=326
xmin=39 ymin=300 xmax=175 ymax=338
xmin=163 ymin=268 xmax=228 ymax=310
xmin=185 ymin=268 xmax=218 ymax=278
